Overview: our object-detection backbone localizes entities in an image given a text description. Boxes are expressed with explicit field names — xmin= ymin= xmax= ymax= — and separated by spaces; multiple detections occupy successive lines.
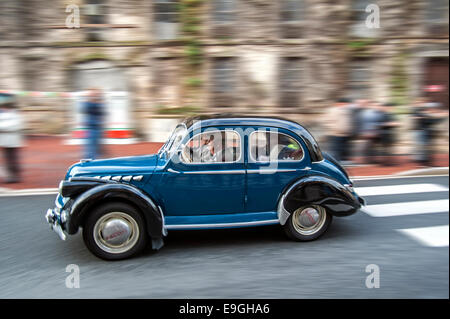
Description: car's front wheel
xmin=283 ymin=205 xmax=332 ymax=241
xmin=83 ymin=202 xmax=148 ymax=260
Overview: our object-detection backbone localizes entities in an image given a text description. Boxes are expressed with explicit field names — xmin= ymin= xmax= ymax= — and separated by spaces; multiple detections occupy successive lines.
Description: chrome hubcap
xmin=292 ymin=205 xmax=326 ymax=235
xmin=93 ymin=212 xmax=139 ymax=254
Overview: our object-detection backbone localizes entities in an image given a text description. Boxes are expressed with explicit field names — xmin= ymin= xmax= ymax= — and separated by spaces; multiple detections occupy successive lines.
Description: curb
xmin=0 ymin=188 xmax=58 ymax=197
xmin=352 ymin=167 xmax=448 ymax=180
xmin=394 ymin=167 xmax=449 ymax=177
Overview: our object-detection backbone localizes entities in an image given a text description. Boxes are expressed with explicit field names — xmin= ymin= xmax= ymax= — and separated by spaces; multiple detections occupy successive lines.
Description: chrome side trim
xmin=165 ymin=219 xmax=279 ymax=229
xmin=246 ymin=168 xmax=297 ymax=174
xmin=167 ymin=168 xmax=180 ymax=174
xmin=184 ymin=170 xmax=246 ymax=175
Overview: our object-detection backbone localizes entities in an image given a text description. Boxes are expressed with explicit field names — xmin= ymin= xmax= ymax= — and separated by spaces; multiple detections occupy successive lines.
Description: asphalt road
xmin=0 ymin=175 xmax=448 ymax=298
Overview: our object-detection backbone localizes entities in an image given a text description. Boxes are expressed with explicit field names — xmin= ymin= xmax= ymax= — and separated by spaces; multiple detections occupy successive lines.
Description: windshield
xmin=160 ymin=125 xmax=187 ymax=157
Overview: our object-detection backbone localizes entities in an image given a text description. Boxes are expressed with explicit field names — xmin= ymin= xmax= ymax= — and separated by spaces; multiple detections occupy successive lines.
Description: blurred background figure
xmin=411 ymin=97 xmax=448 ymax=166
xmin=347 ymin=99 xmax=366 ymax=163
xmin=83 ymin=88 xmax=105 ymax=160
xmin=377 ymin=102 xmax=399 ymax=165
xmin=325 ymin=98 xmax=352 ymax=162
xmin=358 ymin=101 xmax=383 ymax=164
xmin=0 ymin=94 xmax=24 ymax=184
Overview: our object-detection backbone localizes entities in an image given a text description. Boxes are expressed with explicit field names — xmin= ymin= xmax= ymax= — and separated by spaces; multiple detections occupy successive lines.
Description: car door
xmin=158 ymin=127 xmax=245 ymax=216
xmin=245 ymin=127 xmax=311 ymax=213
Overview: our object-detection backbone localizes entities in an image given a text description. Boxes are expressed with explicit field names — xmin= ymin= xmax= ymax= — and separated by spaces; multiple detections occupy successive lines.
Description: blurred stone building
xmin=0 ymin=0 xmax=448 ymax=140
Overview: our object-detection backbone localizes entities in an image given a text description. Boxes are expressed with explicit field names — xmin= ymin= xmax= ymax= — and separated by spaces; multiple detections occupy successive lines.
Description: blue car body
xmin=47 ymin=116 xmax=364 ymax=253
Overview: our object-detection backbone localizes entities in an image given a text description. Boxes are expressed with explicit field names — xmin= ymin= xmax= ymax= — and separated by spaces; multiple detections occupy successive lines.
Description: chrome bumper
xmin=45 ymin=208 xmax=67 ymax=240
xmin=357 ymin=195 xmax=366 ymax=207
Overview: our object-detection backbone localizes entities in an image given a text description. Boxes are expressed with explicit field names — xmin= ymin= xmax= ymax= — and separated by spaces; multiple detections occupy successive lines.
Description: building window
xmin=154 ymin=58 xmax=179 ymax=107
xmin=348 ymin=60 xmax=371 ymax=100
xmin=210 ymin=0 xmax=235 ymax=37
xmin=425 ymin=0 xmax=449 ymax=35
xmin=211 ymin=58 xmax=235 ymax=107
xmin=280 ymin=0 xmax=303 ymax=22
xmin=280 ymin=0 xmax=304 ymax=38
xmin=154 ymin=0 xmax=179 ymax=40
xmin=83 ymin=0 xmax=107 ymax=41
xmin=279 ymin=58 xmax=302 ymax=108
xmin=22 ymin=58 xmax=42 ymax=92
xmin=212 ymin=0 xmax=235 ymax=23
xmin=349 ymin=0 xmax=378 ymax=38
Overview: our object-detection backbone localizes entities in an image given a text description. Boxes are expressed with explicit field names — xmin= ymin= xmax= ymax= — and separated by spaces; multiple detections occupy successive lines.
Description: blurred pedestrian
xmin=345 ymin=99 xmax=366 ymax=163
xmin=0 ymin=94 xmax=24 ymax=183
xmin=324 ymin=98 xmax=352 ymax=162
xmin=377 ymin=102 xmax=399 ymax=165
xmin=412 ymin=98 xmax=448 ymax=166
xmin=358 ymin=101 xmax=383 ymax=164
xmin=411 ymin=97 xmax=427 ymax=165
xmin=83 ymin=88 xmax=105 ymax=159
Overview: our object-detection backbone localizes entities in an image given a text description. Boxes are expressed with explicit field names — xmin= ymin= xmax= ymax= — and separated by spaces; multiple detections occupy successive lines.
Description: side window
xmin=154 ymin=0 xmax=179 ymax=40
xmin=182 ymin=130 xmax=241 ymax=164
xmin=249 ymin=131 xmax=303 ymax=162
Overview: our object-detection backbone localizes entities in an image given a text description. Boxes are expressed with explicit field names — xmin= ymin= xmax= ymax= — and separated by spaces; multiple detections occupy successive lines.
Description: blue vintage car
xmin=45 ymin=115 xmax=365 ymax=260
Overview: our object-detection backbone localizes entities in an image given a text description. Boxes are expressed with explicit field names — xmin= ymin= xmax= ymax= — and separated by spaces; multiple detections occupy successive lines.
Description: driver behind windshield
xmin=196 ymin=134 xmax=215 ymax=163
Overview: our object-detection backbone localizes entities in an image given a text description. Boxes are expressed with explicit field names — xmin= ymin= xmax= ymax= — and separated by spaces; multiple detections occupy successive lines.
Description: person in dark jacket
xmin=412 ymin=98 xmax=448 ymax=166
xmin=83 ymin=88 xmax=105 ymax=159
xmin=377 ymin=103 xmax=399 ymax=165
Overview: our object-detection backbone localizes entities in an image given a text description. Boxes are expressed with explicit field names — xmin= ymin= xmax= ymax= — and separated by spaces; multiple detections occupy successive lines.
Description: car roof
xmin=181 ymin=114 xmax=324 ymax=162
xmin=182 ymin=114 xmax=305 ymax=130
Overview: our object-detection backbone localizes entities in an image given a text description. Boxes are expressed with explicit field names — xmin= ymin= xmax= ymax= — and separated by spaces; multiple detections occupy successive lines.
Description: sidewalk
xmin=0 ymin=136 xmax=163 ymax=190
xmin=0 ymin=136 xmax=448 ymax=190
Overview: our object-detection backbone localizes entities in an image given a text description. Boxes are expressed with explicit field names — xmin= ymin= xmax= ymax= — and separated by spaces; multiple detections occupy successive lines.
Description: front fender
xmin=277 ymin=175 xmax=362 ymax=225
xmin=66 ymin=183 xmax=164 ymax=240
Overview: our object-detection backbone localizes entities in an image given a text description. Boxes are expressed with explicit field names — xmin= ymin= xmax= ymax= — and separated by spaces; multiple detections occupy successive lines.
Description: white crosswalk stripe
xmin=362 ymin=199 xmax=449 ymax=217
xmin=355 ymin=184 xmax=448 ymax=196
xmin=359 ymin=182 xmax=449 ymax=247
xmin=397 ymin=225 xmax=449 ymax=247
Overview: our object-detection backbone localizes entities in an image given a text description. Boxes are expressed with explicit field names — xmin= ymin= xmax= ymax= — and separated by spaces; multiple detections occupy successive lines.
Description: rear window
xmin=249 ymin=131 xmax=304 ymax=162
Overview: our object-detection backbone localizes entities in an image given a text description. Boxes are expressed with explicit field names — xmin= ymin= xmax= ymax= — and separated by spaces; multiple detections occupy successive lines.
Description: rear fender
xmin=277 ymin=175 xmax=361 ymax=225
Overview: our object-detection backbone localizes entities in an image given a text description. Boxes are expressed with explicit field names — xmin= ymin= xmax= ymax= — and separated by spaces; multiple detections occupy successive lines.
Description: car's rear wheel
xmin=83 ymin=202 xmax=148 ymax=260
xmin=283 ymin=205 xmax=332 ymax=241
